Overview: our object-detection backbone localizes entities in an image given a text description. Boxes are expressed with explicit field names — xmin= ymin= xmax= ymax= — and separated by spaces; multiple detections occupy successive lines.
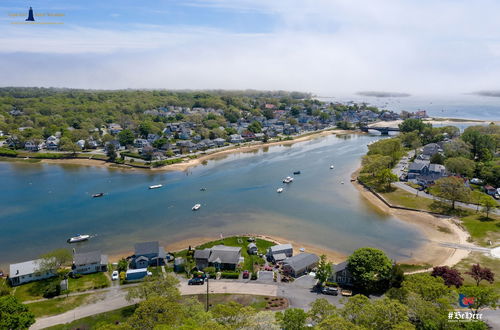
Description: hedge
xmin=0 ymin=148 xmax=18 ymax=157
xmin=220 ymin=272 xmax=240 ymax=279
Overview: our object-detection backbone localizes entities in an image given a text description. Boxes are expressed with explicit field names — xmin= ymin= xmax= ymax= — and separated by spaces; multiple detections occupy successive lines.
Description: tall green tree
xmin=399 ymin=118 xmax=430 ymax=133
xmin=444 ymin=157 xmax=476 ymax=178
xmin=347 ymin=247 xmax=393 ymax=293
xmin=118 ymin=129 xmax=135 ymax=146
xmin=126 ymin=274 xmax=180 ymax=301
xmin=0 ymin=296 xmax=35 ymax=330
xmin=459 ymin=286 xmax=499 ymax=315
xmin=38 ymin=248 xmax=72 ymax=273
xmin=479 ymin=195 xmax=497 ymax=219
xmin=276 ymin=308 xmax=307 ymax=330
xmin=315 ymin=255 xmax=332 ymax=286
xmin=433 ymin=177 xmax=471 ymax=210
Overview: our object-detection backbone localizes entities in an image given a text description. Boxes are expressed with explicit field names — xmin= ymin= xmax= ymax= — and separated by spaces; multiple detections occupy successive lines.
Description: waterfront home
xmin=213 ymin=138 xmax=226 ymax=147
xmin=105 ymin=140 xmax=121 ymax=151
xmin=267 ymin=244 xmax=293 ymax=262
xmin=230 ymin=134 xmax=244 ymax=144
xmin=8 ymin=259 xmax=56 ymax=286
xmin=194 ymin=245 xmax=242 ymax=271
xmin=24 ymin=140 xmax=42 ymax=151
xmin=407 ymin=160 xmax=430 ymax=180
xmin=72 ymin=251 xmax=108 ymax=274
xmin=247 ymin=243 xmax=258 ymax=255
xmin=76 ymin=139 xmax=85 ymax=149
xmin=147 ymin=134 xmax=160 ymax=143
xmin=45 ymin=135 xmax=60 ymax=151
xmin=134 ymin=138 xmax=150 ymax=149
xmin=130 ymin=241 xmax=166 ymax=269
xmin=332 ymin=261 xmax=353 ymax=286
xmin=282 ymin=253 xmax=319 ymax=277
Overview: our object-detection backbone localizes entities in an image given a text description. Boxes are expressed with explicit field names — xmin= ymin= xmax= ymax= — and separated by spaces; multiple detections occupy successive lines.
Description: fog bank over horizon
xmin=1 ymin=1 xmax=500 ymax=95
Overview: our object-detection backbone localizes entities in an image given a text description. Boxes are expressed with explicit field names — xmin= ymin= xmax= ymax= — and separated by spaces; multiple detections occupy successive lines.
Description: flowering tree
xmin=431 ymin=266 xmax=464 ymax=288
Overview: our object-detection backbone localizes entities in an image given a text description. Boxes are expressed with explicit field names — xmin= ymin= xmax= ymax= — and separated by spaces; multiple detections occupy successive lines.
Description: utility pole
xmin=206 ymin=277 xmax=209 ymax=312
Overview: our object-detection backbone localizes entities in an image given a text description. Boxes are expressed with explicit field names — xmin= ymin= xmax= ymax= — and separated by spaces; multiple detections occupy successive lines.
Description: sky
xmin=1 ymin=0 xmax=500 ymax=96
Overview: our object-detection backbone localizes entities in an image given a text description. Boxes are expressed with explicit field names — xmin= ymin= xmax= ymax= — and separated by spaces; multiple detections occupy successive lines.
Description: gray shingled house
xmin=72 ymin=251 xmax=108 ymax=274
xmin=130 ymin=241 xmax=166 ymax=269
xmin=194 ymin=245 xmax=241 ymax=271
xmin=267 ymin=243 xmax=293 ymax=262
xmin=282 ymin=253 xmax=319 ymax=277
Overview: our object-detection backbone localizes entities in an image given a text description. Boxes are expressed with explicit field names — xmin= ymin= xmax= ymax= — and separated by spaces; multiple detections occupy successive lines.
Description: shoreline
xmin=351 ymin=168 xmax=471 ymax=267
xmin=28 ymin=129 xmax=357 ymax=173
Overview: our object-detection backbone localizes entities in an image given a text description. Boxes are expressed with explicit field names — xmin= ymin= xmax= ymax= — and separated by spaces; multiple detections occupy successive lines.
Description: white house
xmin=9 ymin=259 xmax=56 ymax=286
xmin=72 ymin=251 xmax=108 ymax=275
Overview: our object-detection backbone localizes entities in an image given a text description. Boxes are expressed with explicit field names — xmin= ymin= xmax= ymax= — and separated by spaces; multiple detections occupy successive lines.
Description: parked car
xmin=242 ymin=270 xmax=250 ymax=279
xmin=322 ymin=287 xmax=338 ymax=296
xmin=188 ymin=277 xmax=204 ymax=285
xmin=341 ymin=289 xmax=353 ymax=296
xmin=111 ymin=271 xmax=119 ymax=281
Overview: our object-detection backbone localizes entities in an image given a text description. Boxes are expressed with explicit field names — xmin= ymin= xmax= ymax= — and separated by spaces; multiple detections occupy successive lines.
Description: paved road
xmin=392 ymin=152 xmax=499 ymax=215
xmin=31 ymin=281 xmax=278 ymax=329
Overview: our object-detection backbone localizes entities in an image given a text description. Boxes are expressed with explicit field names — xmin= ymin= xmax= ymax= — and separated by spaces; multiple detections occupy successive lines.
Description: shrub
xmin=325 ymin=281 xmax=338 ymax=287
xmin=251 ymin=272 xmax=258 ymax=280
xmin=0 ymin=148 xmax=18 ymax=157
xmin=42 ymin=282 xmax=61 ymax=298
xmin=221 ymin=272 xmax=240 ymax=279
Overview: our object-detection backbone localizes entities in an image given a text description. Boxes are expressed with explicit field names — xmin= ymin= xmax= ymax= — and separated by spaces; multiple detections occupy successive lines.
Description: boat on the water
xmin=92 ymin=193 xmax=104 ymax=198
xmin=283 ymin=176 xmax=294 ymax=183
xmin=293 ymin=171 xmax=301 ymax=175
xmin=341 ymin=181 xmax=345 ymax=184
xmin=67 ymin=234 xmax=90 ymax=243
xmin=192 ymin=203 xmax=201 ymax=211
xmin=149 ymin=184 xmax=163 ymax=189
xmin=277 ymin=188 xmax=284 ymax=193
xmin=200 ymin=187 xmax=207 ymax=191
xmin=330 ymin=165 xmax=334 ymax=169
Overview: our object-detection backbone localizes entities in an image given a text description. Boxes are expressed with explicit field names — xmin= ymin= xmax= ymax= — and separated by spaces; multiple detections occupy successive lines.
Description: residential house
xmin=105 ymin=140 xmax=121 ymax=151
xmin=332 ymin=261 xmax=353 ymax=286
xmin=213 ymin=138 xmax=226 ymax=147
xmin=147 ymin=134 xmax=160 ymax=143
xmin=407 ymin=160 xmax=430 ymax=180
xmin=76 ymin=140 xmax=86 ymax=149
xmin=24 ymin=141 xmax=41 ymax=151
xmin=422 ymin=143 xmax=442 ymax=157
xmin=485 ymin=185 xmax=497 ymax=196
xmin=193 ymin=245 xmax=242 ymax=271
xmin=282 ymin=253 xmax=319 ymax=277
xmin=108 ymin=123 xmax=123 ymax=135
xmin=247 ymin=243 xmax=258 ymax=255
xmin=134 ymin=139 xmax=150 ymax=149
xmin=72 ymin=251 xmax=108 ymax=274
xmin=8 ymin=259 xmax=56 ymax=286
xmin=130 ymin=241 xmax=166 ymax=269
xmin=46 ymin=135 xmax=60 ymax=151
xmin=230 ymin=134 xmax=244 ymax=144
xmin=267 ymin=244 xmax=293 ymax=263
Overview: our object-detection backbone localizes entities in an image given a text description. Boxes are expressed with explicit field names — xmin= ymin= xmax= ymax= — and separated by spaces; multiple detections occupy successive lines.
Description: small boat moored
xmin=330 ymin=165 xmax=334 ymax=169
xmin=200 ymin=187 xmax=207 ymax=191
xmin=277 ymin=188 xmax=284 ymax=193
xmin=192 ymin=204 xmax=201 ymax=211
xmin=92 ymin=193 xmax=104 ymax=198
xmin=283 ymin=176 xmax=294 ymax=183
xmin=67 ymin=234 xmax=90 ymax=243
xmin=293 ymin=171 xmax=301 ymax=175
xmin=149 ymin=184 xmax=163 ymax=189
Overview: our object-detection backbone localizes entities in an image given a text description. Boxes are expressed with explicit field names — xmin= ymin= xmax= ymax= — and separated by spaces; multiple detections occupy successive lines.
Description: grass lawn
xmin=45 ymin=305 xmax=138 ymax=330
xmin=13 ymin=278 xmax=59 ymax=302
xmin=195 ymin=236 xmax=275 ymax=272
xmin=398 ymin=263 xmax=432 ymax=273
xmin=68 ymin=272 xmax=110 ymax=292
xmin=0 ymin=277 xmax=11 ymax=295
xmin=381 ymin=188 xmax=435 ymax=211
xmin=185 ymin=293 xmax=278 ymax=311
xmin=26 ymin=293 xmax=94 ymax=318
xmin=453 ymin=252 xmax=500 ymax=294
xmin=460 ymin=213 xmax=500 ymax=246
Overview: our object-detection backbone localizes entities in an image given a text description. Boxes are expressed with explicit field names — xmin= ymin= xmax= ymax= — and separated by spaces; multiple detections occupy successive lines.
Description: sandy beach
xmin=351 ymin=168 xmax=471 ymax=267
xmin=36 ymin=129 xmax=355 ymax=173
xmin=368 ymin=118 xmax=498 ymax=129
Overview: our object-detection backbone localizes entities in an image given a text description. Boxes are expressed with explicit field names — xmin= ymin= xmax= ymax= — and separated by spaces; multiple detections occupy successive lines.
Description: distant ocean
xmin=318 ymin=94 xmax=500 ymax=121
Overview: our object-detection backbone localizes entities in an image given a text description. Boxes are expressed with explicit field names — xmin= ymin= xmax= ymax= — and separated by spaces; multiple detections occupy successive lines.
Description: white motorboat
xmin=330 ymin=165 xmax=334 ymax=169
xmin=192 ymin=203 xmax=201 ymax=211
xmin=67 ymin=234 xmax=90 ymax=243
xmin=277 ymin=188 xmax=284 ymax=193
xmin=283 ymin=176 xmax=294 ymax=183
xmin=149 ymin=184 xmax=163 ymax=189
xmin=341 ymin=181 xmax=345 ymax=184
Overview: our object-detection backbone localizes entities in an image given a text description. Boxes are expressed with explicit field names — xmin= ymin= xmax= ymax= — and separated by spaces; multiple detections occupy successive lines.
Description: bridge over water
xmin=360 ymin=126 xmax=400 ymax=135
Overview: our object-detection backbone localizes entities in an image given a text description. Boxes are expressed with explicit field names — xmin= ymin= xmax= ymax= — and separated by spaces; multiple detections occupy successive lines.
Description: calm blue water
xmin=320 ymin=94 xmax=500 ymax=121
xmin=0 ymin=134 xmax=425 ymax=268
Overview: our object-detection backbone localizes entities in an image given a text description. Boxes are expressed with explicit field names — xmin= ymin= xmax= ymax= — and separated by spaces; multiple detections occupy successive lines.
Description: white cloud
xmin=1 ymin=1 xmax=500 ymax=94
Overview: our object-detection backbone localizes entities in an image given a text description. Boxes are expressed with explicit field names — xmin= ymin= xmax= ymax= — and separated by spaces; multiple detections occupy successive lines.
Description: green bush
xmin=0 ymin=148 xmax=18 ymax=157
xmin=220 ymin=272 xmax=240 ymax=279
xmin=251 ymin=272 xmax=258 ymax=280
xmin=42 ymin=282 xmax=61 ymax=298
